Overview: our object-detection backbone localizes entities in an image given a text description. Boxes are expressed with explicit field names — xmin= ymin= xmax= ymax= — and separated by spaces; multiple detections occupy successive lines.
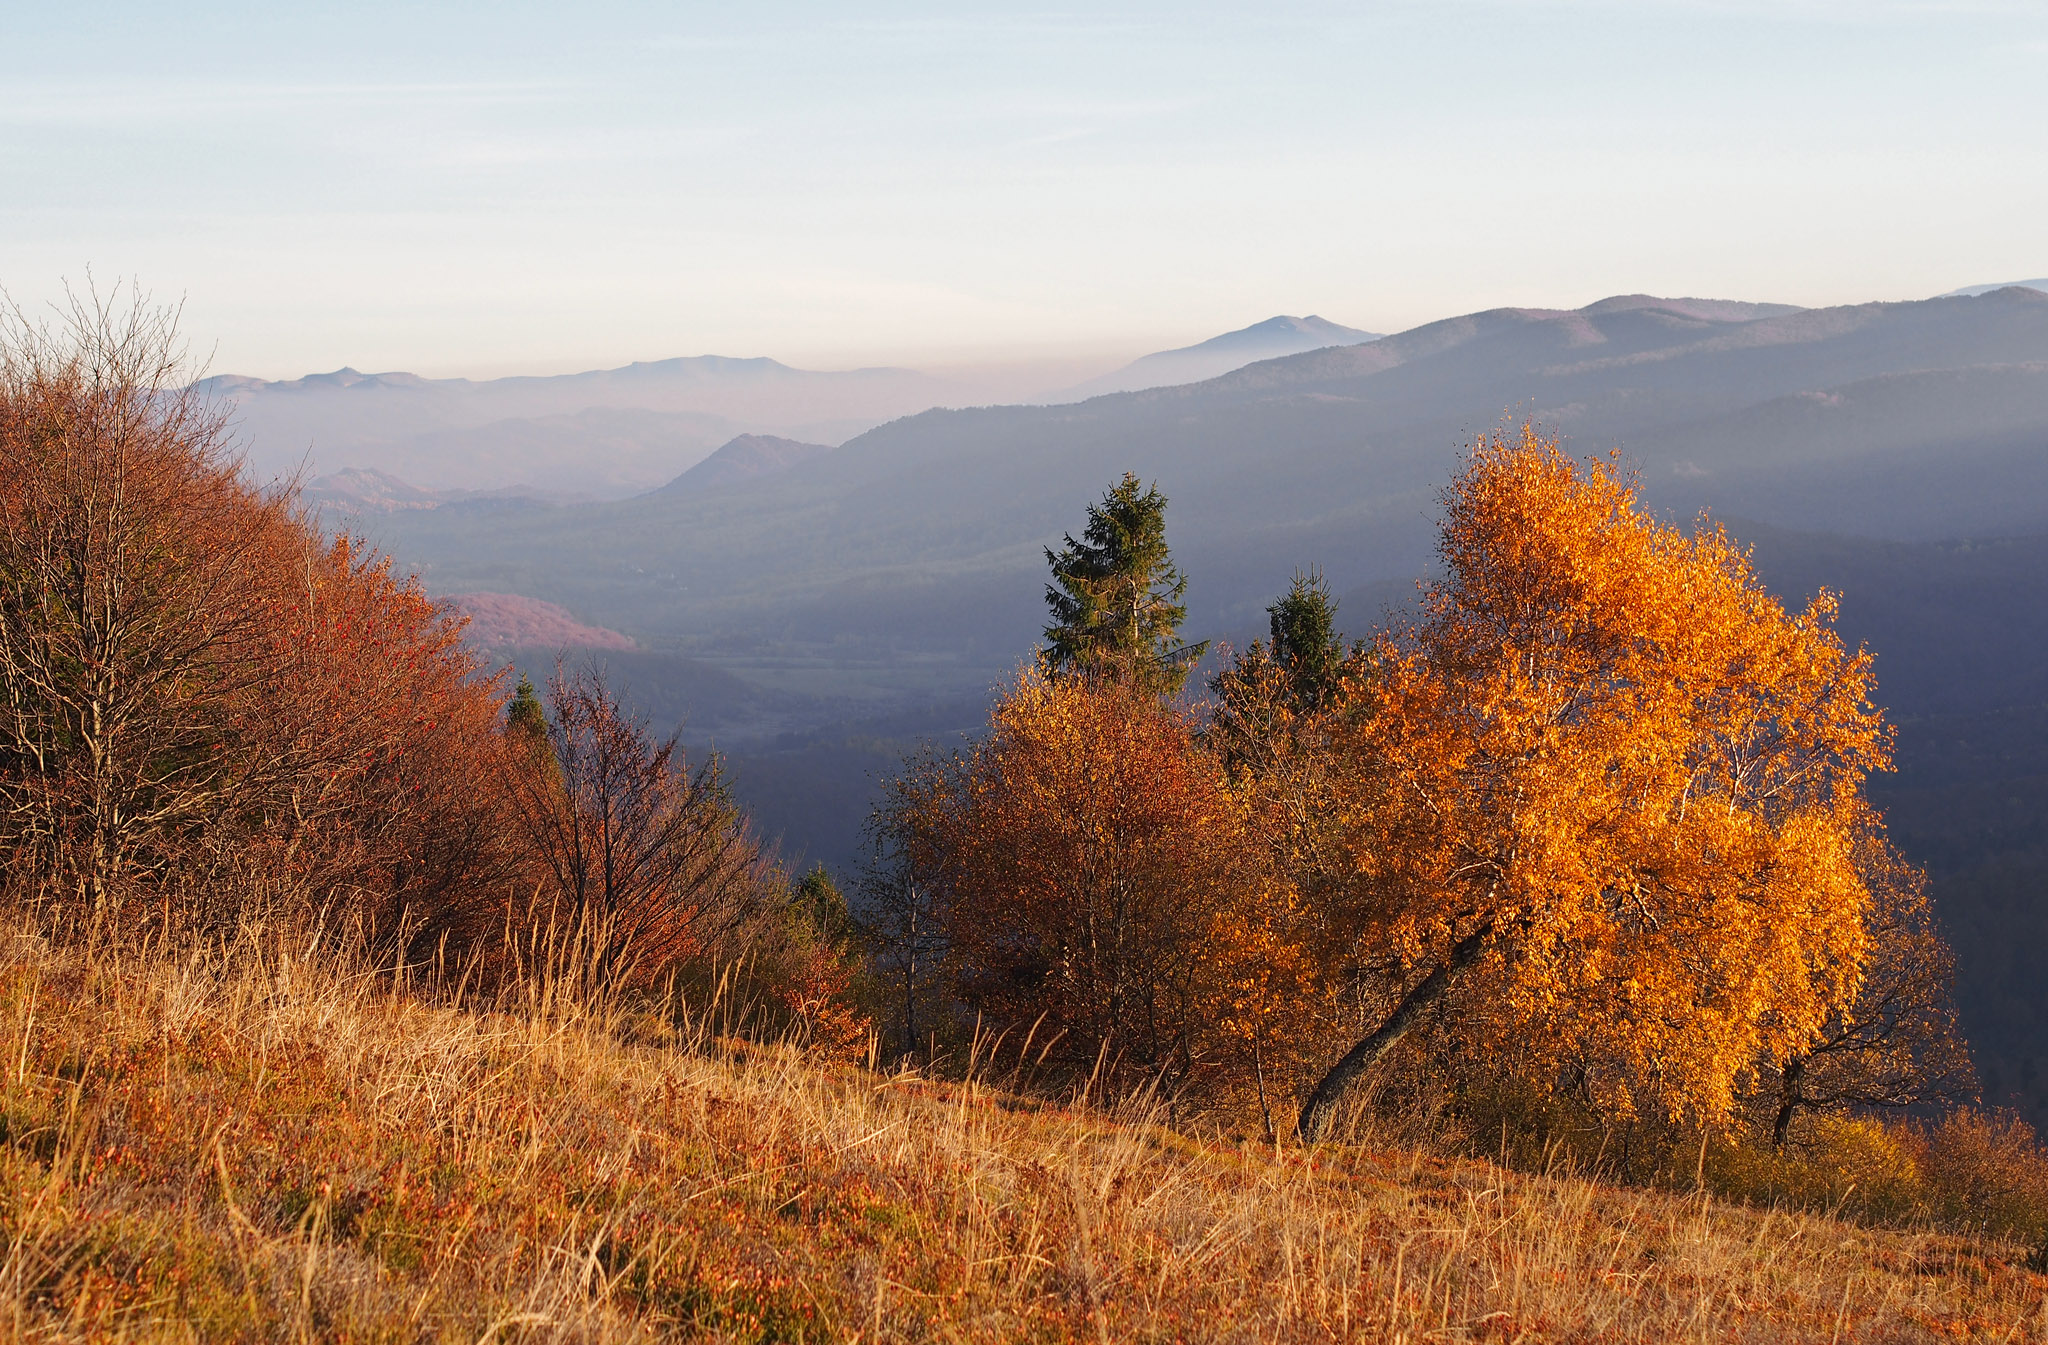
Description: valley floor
xmin=0 ymin=926 xmax=2041 ymax=1343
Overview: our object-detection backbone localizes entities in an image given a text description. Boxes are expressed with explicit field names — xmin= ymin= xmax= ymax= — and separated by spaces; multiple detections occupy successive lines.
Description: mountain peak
xmin=650 ymin=433 xmax=836 ymax=495
xmin=1167 ymin=314 xmax=1378 ymax=357
xmin=1054 ymin=314 xmax=1382 ymax=400
xmin=1939 ymin=278 xmax=2048 ymax=299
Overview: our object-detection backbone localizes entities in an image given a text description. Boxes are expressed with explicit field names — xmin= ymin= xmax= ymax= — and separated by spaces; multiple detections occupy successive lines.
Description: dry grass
xmin=1 ymin=921 xmax=2043 ymax=1342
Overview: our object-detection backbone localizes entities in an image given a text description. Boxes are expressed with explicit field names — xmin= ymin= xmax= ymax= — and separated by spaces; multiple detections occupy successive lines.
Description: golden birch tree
xmin=1298 ymin=427 xmax=1893 ymax=1141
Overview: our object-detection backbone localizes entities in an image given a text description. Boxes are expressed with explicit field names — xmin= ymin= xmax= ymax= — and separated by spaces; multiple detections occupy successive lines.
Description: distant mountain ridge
xmin=371 ymin=287 xmax=2048 ymax=677
xmin=1055 ymin=314 xmax=1382 ymax=399
xmin=1577 ymin=294 xmax=1804 ymax=321
xmin=650 ymin=434 xmax=836 ymax=495
xmin=205 ymin=355 xmax=951 ymax=499
xmin=197 ymin=353 xmax=929 ymax=404
xmin=211 ymin=315 xmax=1407 ymax=497
xmin=1939 ymin=279 xmax=2048 ymax=298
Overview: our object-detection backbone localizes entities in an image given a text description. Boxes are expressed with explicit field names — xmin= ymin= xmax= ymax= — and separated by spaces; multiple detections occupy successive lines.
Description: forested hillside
xmin=1740 ymin=527 xmax=2048 ymax=1125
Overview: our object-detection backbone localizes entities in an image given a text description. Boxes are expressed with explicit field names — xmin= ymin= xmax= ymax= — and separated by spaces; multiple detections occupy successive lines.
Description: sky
xmin=4 ymin=1 xmax=2046 ymax=379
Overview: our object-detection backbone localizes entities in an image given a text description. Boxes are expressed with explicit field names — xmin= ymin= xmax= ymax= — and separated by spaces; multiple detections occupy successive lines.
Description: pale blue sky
xmin=5 ymin=2 xmax=2044 ymax=377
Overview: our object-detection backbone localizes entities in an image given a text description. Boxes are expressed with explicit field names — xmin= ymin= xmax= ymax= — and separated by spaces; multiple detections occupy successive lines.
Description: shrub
xmin=874 ymin=666 xmax=1326 ymax=1114
xmin=1908 ymin=1109 xmax=2048 ymax=1247
xmin=0 ymin=291 xmax=514 ymax=935
xmin=1690 ymin=1111 xmax=2048 ymax=1245
xmin=1804 ymin=1117 xmax=1924 ymax=1223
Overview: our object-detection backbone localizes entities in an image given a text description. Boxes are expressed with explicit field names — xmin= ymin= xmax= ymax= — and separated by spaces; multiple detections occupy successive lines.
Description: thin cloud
xmin=0 ymin=80 xmax=573 ymax=128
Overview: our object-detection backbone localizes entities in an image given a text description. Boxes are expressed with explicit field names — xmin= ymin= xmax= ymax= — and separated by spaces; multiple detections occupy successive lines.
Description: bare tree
xmin=858 ymin=787 xmax=951 ymax=1063
xmin=504 ymin=664 xmax=774 ymax=989
xmin=0 ymin=288 xmax=522 ymax=936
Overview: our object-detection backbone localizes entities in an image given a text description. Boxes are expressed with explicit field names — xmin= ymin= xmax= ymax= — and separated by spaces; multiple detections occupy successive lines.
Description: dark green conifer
xmin=1208 ymin=568 xmax=1360 ymax=780
xmin=1042 ymin=472 xmax=1206 ymax=694
xmin=504 ymin=673 xmax=564 ymax=787
xmin=506 ymin=673 xmax=548 ymax=749
xmin=1266 ymin=568 xmax=1348 ymax=713
xmin=791 ymin=864 xmax=853 ymax=945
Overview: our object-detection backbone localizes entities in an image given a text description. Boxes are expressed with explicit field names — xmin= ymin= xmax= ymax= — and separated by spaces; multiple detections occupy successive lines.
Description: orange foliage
xmin=250 ymin=535 xmax=514 ymax=918
xmin=891 ymin=666 xmax=1317 ymax=1106
xmin=1302 ymin=427 xmax=1893 ymax=1136
xmin=1756 ymin=823 xmax=1974 ymax=1145
xmin=0 ymin=294 xmax=867 ymax=1048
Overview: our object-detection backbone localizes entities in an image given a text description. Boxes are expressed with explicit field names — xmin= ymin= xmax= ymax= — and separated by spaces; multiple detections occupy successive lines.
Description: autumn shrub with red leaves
xmin=0 ymin=295 xmax=519 ymax=937
xmin=0 ymin=292 xmax=868 ymax=1049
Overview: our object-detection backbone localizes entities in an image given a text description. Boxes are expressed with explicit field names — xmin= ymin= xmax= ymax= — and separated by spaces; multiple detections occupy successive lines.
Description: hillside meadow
xmin=4 ymin=919 xmax=2045 ymax=1344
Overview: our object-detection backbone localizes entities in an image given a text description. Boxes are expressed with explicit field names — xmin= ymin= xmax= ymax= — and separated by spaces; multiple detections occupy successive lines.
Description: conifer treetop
xmin=1042 ymin=472 xmax=1206 ymax=694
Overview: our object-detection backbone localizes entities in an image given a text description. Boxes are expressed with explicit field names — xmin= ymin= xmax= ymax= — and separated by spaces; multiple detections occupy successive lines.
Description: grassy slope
xmin=1 ymin=931 xmax=2042 ymax=1343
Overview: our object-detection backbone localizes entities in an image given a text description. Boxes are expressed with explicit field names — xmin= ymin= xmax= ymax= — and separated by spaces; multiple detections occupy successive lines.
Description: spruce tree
xmin=791 ymin=863 xmax=853 ymax=944
xmin=506 ymin=673 xmax=548 ymax=749
xmin=1266 ymin=568 xmax=1348 ymax=713
xmin=504 ymin=673 xmax=562 ymax=787
xmin=1208 ymin=568 xmax=1357 ymax=781
xmin=1042 ymin=472 xmax=1206 ymax=694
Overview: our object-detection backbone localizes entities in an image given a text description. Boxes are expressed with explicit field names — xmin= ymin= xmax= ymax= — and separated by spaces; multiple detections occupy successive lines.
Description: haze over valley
xmin=225 ymin=314 xmax=1387 ymax=503
xmin=337 ymin=284 xmax=2048 ymax=699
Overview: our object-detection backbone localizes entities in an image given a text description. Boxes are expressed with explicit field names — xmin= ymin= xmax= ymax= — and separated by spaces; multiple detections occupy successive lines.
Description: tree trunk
xmin=1296 ymin=921 xmax=1494 ymax=1143
xmin=903 ymin=901 xmax=919 ymax=1062
xmin=1772 ymin=1056 xmax=1807 ymax=1148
